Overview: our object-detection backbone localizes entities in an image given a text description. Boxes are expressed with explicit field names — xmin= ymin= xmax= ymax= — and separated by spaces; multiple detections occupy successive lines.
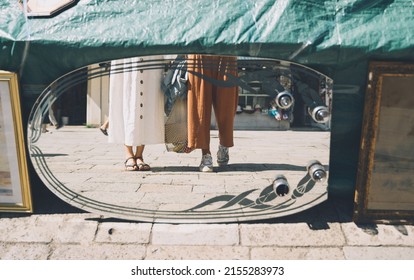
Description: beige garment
xmin=108 ymin=56 xmax=165 ymax=146
xmin=187 ymin=55 xmax=238 ymax=149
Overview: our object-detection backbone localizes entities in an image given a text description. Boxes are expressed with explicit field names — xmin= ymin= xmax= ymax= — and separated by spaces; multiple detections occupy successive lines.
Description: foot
xmin=199 ymin=153 xmax=213 ymax=172
xmin=124 ymin=157 xmax=138 ymax=171
xmin=217 ymin=145 xmax=229 ymax=166
xmin=136 ymin=157 xmax=151 ymax=171
xmin=100 ymin=127 xmax=108 ymax=136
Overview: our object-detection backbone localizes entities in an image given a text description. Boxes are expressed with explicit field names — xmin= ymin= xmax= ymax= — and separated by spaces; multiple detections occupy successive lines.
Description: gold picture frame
xmin=354 ymin=61 xmax=414 ymax=224
xmin=0 ymin=71 xmax=32 ymax=212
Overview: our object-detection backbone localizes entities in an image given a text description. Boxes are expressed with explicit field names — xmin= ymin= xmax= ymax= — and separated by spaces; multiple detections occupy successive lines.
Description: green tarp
xmin=1 ymin=0 xmax=413 ymax=82
xmin=1 ymin=0 xmax=414 ymax=196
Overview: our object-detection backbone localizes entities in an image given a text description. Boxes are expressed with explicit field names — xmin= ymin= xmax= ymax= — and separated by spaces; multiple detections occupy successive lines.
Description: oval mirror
xmin=28 ymin=55 xmax=333 ymax=223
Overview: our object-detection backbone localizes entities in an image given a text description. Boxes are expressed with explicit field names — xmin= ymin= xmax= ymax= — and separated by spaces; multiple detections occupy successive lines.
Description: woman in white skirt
xmin=108 ymin=55 xmax=165 ymax=171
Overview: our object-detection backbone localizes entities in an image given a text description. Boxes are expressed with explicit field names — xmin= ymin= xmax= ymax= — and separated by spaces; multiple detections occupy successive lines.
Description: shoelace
xmin=202 ymin=155 xmax=213 ymax=165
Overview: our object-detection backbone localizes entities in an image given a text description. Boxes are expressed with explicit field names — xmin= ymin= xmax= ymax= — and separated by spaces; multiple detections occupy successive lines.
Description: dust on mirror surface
xmin=28 ymin=55 xmax=332 ymax=222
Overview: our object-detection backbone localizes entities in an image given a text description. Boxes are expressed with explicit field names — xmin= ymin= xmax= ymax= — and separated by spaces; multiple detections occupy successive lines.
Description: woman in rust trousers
xmin=186 ymin=54 xmax=239 ymax=172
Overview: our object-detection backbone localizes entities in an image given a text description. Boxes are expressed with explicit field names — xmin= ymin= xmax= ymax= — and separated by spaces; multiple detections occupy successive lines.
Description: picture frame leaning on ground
xmin=0 ymin=71 xmax=32 ymax=213
xmin=354 ymin=61 xmax=414 ymax=224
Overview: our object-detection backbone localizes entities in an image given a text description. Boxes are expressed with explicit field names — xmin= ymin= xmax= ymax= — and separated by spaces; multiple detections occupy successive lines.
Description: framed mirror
xmin=28 ymin=55 xmax=332 ymax=223
xmin=354 ymin=61 xmax=414 ymax=224
xmin=0 ymin=71 xmax=32 ymax=212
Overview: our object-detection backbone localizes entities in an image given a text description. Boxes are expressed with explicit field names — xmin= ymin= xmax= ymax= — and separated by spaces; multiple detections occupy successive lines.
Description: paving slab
xmin=0 ymin=215 xmax=55 ymax=243
xmin=250 ymin=247 xmax=345 ymax=260
xmin=343 ymin=246 xmax=414 ymax=260
xmin=341 ymin=223 xmax=414 ymax=246
xmin=0 ymin=242 xmax=51 ymax=260
xmin=49 ymin=244 xmax=147 ymax=260
xmin=94 ymin=222 xmax=152 ymax=244
xmin=0 ymin=216 xmax=35 ymax=242
xmin=151 ymin=224 xmax=239 ymax=246
xmin=240 ymin=223 xmax=346 ymax=247
xmin=145 ymin=245 xmax=250 ymax=260
xmin=47 ymin=214 xmax=100 ymax=244
xmin=0 ymin=214 xmax=100 ymax=243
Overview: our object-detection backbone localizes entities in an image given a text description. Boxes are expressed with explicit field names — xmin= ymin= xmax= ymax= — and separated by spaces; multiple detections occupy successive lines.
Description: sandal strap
xmin=124 ymin=156 xmax=136 ymax=165
xmin=135 ymin=157 xmax=151 ymax=171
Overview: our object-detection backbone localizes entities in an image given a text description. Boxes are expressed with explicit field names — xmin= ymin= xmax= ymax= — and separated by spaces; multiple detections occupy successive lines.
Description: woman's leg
xmin=100 ymin=119 xmax=109 ymax=136
xmin=134 ymin=145 xmax=150 ymax=171
xmin=212 ymin=56 xmax=238 ymax=166
xmin=187 ymin=54 xmax=213 ymax=150
xmin=124 ymin=145 xmax=138 ymax=171
xmin=212 ymin=56 xmax=238 ymax=148
xmin=101 ymin=119 xmax=109 ymax=129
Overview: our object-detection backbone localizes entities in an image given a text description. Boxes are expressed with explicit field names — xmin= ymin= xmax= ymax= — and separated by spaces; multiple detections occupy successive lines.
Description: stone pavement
xmin=1 ymin=201 xmax=414 ymax=260
xmin=1 ymin=127 xmax=414 ymax=260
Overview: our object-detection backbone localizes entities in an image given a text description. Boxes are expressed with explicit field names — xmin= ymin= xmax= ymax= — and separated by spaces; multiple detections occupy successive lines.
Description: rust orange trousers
xmin=187 ymin=55 xmax=238 ymax=149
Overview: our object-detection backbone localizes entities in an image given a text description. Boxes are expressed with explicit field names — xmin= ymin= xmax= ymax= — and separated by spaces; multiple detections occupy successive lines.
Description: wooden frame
xmin=354 ymin=61 xmax=414 ymax=224
xmin=0 ymin=71 xmax=32 ymax=212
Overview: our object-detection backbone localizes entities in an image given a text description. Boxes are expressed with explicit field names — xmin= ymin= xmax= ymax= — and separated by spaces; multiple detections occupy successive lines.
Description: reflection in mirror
xmin=28 ymin=55 xmax=333 ymax=223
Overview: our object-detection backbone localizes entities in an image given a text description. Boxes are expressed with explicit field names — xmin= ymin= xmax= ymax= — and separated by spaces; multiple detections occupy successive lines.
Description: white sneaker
xmin=217 ymin=145 xmax=229 ymax=166
xmin=199 ymin=153 xmax=213 ymax=172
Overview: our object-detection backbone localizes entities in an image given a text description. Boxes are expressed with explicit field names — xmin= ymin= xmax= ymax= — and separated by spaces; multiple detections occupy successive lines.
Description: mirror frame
xmin=0 ymin=71 xmax=32 ymax=213
xmin=354 ymin=61 xmax=414 ymax=224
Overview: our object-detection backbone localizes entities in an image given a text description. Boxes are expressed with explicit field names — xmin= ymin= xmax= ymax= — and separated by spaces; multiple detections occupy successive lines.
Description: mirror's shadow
xmin=28 ymin=55 xmax=332 ymax=223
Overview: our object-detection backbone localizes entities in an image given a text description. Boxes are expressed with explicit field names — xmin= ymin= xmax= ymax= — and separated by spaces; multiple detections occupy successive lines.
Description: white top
xmin=108 ymin=56 xmax=165 ymax=146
